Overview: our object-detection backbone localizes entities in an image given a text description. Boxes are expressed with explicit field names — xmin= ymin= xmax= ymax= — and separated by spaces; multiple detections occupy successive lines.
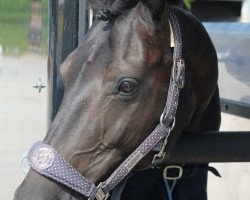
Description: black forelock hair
xmin=89 ymin=0 xmax=139 ymax=14
xmin=89 ymin=0 xmax=140 ymax=21
xmin=89 ymin=0 xmax=182 ymax=21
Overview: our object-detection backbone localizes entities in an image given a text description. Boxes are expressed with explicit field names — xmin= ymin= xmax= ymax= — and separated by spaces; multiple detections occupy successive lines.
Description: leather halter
xmin=27 ymin=8 xmax=185 ymax=200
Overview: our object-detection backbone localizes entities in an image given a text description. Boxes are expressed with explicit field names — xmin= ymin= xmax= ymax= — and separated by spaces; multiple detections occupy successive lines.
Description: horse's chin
xmin=13 ymin=170 xmax=87 ymax=200
xmin=14 ymin=185 xmax=86 ymax=200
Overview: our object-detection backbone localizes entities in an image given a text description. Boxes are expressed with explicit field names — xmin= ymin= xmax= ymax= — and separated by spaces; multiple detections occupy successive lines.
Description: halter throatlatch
xmin=27 ymin=8 xmax=185 ymax=200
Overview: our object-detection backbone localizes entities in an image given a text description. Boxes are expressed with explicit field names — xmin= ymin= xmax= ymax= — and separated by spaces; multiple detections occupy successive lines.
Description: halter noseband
xmin=27 ymin=8 xmax=185 ymax=200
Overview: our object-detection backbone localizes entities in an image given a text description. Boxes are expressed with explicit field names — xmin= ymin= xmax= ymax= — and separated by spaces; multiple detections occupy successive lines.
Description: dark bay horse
xmin=14 ymin=0 xmax=220 ymax=199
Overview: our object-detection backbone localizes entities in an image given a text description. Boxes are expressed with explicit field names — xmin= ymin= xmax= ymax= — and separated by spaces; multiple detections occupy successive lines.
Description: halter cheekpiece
xmin=27 ymin=8 xmax=185 ymax=200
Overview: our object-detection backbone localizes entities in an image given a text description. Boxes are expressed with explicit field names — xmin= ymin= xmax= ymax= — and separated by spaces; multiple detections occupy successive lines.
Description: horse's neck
xmin=173 ymin=7 xmax=219 ymax=126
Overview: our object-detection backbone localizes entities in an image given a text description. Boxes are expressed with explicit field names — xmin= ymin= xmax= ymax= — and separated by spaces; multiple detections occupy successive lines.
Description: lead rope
xmin=164 ymin=179 xmax=177 ymax=200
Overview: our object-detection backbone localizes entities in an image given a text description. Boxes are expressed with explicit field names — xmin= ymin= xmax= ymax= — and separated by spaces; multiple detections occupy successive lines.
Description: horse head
xmin=14 ymin=0 xmax=219 ymax=199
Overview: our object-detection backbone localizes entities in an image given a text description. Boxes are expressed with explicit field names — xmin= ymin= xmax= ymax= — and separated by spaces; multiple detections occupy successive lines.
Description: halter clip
xmin=152 ymin=128 xmax=171 ymax=165
xmin=90 ymin=182 xmax=110 ymax=200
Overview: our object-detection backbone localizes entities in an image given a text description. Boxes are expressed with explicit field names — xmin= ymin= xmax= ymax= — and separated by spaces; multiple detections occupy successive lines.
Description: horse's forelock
xmin=87 ymin=0 xmax=138 ymax=19
xmin=89 ymin=0 xmax=170 ymax=26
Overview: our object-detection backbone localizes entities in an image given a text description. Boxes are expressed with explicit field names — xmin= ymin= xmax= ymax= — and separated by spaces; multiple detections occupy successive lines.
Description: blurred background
xmin=0 ymin=0 xmax=250 ymax=199
xmin=0 ymin=0 xmax=48 ymax=199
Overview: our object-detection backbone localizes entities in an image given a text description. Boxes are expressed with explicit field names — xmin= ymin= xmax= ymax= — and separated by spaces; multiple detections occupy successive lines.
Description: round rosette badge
xmin=31 ymin=147 xmax=55 ymax=170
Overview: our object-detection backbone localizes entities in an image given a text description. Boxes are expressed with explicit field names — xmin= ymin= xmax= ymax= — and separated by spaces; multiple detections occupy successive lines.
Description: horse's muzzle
xmin=14 ymin=185 xmax=84 ymax=200
xmin=14 ymin=185 xmax=58 ymax=200
xmin=13 ymin=170 xmax=86 ymax=200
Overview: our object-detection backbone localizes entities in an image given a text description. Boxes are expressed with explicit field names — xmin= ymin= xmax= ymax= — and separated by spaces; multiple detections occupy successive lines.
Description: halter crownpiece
xmin=28 ymin=8 xmax=185 ymax=200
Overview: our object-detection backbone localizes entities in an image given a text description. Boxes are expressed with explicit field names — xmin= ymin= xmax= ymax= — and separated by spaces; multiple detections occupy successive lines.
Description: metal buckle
xmin=89 ymin=182 xmax=110 ymax=200
xmin=172 ymin=58 xmax=185 ymax=89
xmin=163 ymin=166 xmax=183 ymax=180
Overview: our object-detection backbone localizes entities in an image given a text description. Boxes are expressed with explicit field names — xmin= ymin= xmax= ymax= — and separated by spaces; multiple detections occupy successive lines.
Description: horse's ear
xmin=141 ymin=0 xmax=167 ymax=20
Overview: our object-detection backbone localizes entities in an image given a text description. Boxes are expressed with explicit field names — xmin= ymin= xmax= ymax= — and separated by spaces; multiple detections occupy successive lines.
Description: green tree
xmin=0 ymin=0 xmax=48 ymax=55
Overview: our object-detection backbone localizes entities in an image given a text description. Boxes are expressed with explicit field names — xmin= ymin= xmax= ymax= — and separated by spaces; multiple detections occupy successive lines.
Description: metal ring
xmin=160 ymin=113 xmax=165 ymax=127
xmin=169 ymin=117 xmax=176 ymax=132
xmin=163 ymin=165 xmax=183 ymax=180
xmin=160 ymin=114 xmax=176 ymax=132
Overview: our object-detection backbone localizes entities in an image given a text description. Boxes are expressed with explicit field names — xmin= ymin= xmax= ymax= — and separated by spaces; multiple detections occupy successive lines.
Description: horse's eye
xmin=118 ymin=79 xmax=139 ymax=95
